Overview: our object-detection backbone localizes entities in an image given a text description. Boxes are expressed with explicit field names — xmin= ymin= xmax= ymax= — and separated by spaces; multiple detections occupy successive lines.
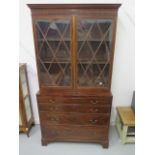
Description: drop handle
xmin=49 ymin=99 xmax=55 ymax=104
xmin=90 ymin=108 xmax=99 ymax=112
xmin=50 ymin=105 xmax=59 ymax=111
xmin=89 ymin=119 xmax=98 ymax=124
xmin=90 ymin=100 xmax=98 ymax=105
xmin=50 ymin=117 xmax=59 ymax=122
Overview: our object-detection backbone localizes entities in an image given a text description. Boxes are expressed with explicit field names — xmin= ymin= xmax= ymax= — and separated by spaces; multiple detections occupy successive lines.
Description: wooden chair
xmin=116 ymin=107 xmax=135 ymax=144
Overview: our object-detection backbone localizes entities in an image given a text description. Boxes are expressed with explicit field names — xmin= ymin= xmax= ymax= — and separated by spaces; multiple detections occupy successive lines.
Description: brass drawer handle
xmin=89 ymin=119 xmax=98 ymax=124
xmin=49 ymin=99 xmax=55 ymax=103
xmin=90 ymin=100 xmax=98 ymax=105
xmin=50 ymin=117 xmax=59 ymax=122
xmin=90 ymin=108 xmax=99 ymax=112
xmin=50 ymin=105 xmax=58 ymax=111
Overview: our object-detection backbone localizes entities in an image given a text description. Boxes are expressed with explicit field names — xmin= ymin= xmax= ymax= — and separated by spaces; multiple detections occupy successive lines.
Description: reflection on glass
xmin=39 ymin=63 xmax=71 ymax=86
xmin=24 ymin=96 xmax=31 ymax=121
xmin=20 ymin=70 xmax=26 ymax=84
xmin=20 ymin=70 xmax=28 ymax=97
xmin=22 ymin=82 xmax=28 ymax=97
xmin=36 ymin=19 xmax=71 ymax=86
xmin=77 ymin=19 xmax=112 ymax=87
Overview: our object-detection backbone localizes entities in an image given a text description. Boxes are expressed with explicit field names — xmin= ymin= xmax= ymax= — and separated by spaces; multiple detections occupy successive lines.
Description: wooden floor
xmin=19 ymin=125 xmax=135 ymax=155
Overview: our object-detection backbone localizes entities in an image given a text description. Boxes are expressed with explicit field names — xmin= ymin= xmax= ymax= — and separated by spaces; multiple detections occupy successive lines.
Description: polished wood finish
xmin=19 ymin=63 xmax=34 ymax=137
xmin=27 ymin=4 xmax=121 ymax=9
xmin=28 ymin=4 xmax=121 ymax=148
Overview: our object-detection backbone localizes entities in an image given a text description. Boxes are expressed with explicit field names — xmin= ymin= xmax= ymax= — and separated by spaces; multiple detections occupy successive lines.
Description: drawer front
xmin=40 ymin=112 xmax=110 ymax=126
xmin=41 ymin=124 xmax=108 ymax=140
xmin=39 ymin=103 xmax=111 ymax=113
xmin=37 ymin=96 xmax=112 ymax=106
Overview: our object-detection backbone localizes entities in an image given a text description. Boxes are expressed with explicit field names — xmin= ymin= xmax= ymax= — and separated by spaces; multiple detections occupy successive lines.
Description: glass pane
xmin=20 ymin=69 xmax=26 ymax=84
xmin=77 ymin=18 xmax=112 ymax=87
xmin=39 ymin=63 xmax=71 ymax=86
xmin=20 ymin=70 xmax=28 ymax=97
xmin=22 ymin=82 xmax=28 ymax=97
xmin=24 ymin=96 xmax=31 ymax=121
xmin=36 ymin=19 xmax=71 ymax=86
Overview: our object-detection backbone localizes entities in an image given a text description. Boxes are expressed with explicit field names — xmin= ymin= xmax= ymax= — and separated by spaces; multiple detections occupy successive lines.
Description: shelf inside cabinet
xmin=41 ymin=60 xmax=71 ymax=64
xmin=38 ymin=39 xmax=111 ymax=42
xmin=41 ymin=60 xmax=110 ymax=64
xmin=78 ymin=60 xmax=109 ymax=64
xmin=77 ymin=40 xmax=112 ymax=42
xmin=38 ymin=38 xmax=70 ymax=42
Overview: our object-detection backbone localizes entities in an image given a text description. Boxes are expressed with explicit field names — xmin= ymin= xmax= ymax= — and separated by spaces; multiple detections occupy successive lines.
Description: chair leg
xmin=121 ymin=125 xmax=128 ymax=144
xmin=116 ymin=115 xmax=122 ymax=138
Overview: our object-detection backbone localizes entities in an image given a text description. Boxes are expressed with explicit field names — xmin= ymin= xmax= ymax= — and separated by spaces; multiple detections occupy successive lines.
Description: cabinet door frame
xmin=32 ymin=13 xmax=118 ymax=91
xmin=74 ymin=15 xmax=117 ymax=90
xmin=32 ymin=16 xmax=74 ymax=89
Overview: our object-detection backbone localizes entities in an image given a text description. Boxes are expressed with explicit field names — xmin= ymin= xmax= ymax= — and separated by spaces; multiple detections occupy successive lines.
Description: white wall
xmin=19 ymin=0 xmax=135 ymax=124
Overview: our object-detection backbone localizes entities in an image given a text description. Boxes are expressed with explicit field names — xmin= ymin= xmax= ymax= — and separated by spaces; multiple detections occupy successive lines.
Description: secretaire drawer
xmin=40 ymin=112 xmax=110 ymax=126
xmin=37 ymin=96 xmax=112 ymax=106
xmin=39 ymin=103 xmax=111 ymax=113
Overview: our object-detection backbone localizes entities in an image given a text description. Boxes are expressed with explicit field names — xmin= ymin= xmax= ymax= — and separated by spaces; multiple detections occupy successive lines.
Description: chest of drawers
xmin=37 ymin=94 xmax=112 ymax=147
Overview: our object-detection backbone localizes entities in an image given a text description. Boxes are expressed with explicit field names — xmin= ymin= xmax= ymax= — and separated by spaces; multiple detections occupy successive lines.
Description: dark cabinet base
xmin=40 ymin=124 xmax=110 ymax=148
xmin=37 ymin=93 xmax=112 ymax=148
xmin=41 ymin=138 xmax=109 ymax=148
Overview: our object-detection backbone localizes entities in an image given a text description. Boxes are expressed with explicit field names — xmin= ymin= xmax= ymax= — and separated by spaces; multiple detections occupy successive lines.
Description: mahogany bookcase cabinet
xmin=28 ymin=4 xmax=121 ymax=148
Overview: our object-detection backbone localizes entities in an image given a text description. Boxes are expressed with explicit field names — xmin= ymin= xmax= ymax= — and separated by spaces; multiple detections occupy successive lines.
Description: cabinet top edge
xmin=27 ymin=4 xmax=121 ymax=10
